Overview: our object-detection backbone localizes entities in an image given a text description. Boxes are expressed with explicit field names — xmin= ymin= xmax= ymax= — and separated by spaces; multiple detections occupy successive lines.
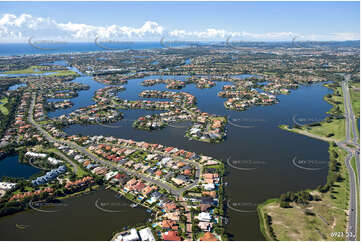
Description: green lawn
xmin=351 ymin=157 xmax=358 ymax=184
xmin=38 ymin=147 xmax=88 ymax=178
xmin=3 ymin=65 xmax=79 ymax=77
xmin=0 ymin=97 xmax=9 ymax=115
xmin=350 ymin=82 xmax=360 ymax=118
xmin=304 ymin=119 xmax=345 ymax=142
xmin=349 ymin=82 xmax=360 ymax=142
xmin=47 ymin=70 xmax=80 ymax=77
xmin=350 ymin=156 xmax=360 ymax=240
xmin=3 ymin=65 xmax=48 ymax=74
xmin=281 ymin=85 xmax=346 ymax=142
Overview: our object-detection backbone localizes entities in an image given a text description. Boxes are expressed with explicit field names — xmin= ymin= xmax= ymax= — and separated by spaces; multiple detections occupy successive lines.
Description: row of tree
xmin=279 ymin=143 xmax=342 ymax=208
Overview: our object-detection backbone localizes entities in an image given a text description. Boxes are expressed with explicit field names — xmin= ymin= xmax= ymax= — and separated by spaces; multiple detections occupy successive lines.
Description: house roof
xmin=162 ymin=231 xmax=181 ymax=241
xmin=200 ymin=232 xmax=218 ymax=241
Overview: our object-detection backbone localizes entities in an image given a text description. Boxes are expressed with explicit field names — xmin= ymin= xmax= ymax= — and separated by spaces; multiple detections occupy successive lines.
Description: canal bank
xmin=60 ymin=66 xmax=333 ymax=240
xmin=0 ymin=155 xmax=40 ymax=179
xmin=257 ymin=80 xmax=358 ymax=241
xmin=0 ymin=188 xmax=149 ymax=240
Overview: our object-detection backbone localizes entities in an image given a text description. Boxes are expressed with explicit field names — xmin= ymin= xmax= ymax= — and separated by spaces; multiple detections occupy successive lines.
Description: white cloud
xmin=0 ymin=13 xmax=358 ymax=42
xmin=0 ymin=13 xmax=165 ymax=41
xmin=304 ymin=32 xmax=360 ymax=41
xmin=169 ymin=28 xmax=241 ymax=39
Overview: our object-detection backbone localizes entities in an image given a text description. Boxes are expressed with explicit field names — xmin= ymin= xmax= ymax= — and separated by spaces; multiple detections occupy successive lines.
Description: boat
xmin=114 ymin=194 xmax=123 ymax=199
xmin=130 ymin=203 xmax=138 ymax=208
xmin=16 ymin=224 xmax=30 ymax=230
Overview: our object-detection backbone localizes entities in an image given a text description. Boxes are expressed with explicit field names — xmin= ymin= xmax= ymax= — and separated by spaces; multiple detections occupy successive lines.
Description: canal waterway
xmin=57 ymin=66 xmax=333 ymax=240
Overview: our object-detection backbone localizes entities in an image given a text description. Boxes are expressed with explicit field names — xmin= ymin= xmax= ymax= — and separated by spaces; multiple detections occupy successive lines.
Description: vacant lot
xmin=259 ymin=147 xmax=349 ymax=241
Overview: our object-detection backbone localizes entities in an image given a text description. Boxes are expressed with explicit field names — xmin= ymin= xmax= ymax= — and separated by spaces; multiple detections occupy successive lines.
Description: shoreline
xmin=258 ymin=79 xmax=358 ymax=240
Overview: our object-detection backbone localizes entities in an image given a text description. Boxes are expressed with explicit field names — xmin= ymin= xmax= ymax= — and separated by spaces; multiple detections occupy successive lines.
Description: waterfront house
xmin=199 ymin=232 xmax=219 ymax=241
xmin=161 ymin=219 xmax=177 ymax=230
xmin=197 ymin=212 xmax=212 ymax=222
xmin=161 ymin=231 xmax=181 ymax=241
xmin=198 ymin=221 xmax=213 ymax=231
xmin=139 ymin=228 xmax=155 ymax=241
xmin=115 ymin=228 xmax=140 ymax=241
xmin=32 ymin=166 xmax=67 ymax=186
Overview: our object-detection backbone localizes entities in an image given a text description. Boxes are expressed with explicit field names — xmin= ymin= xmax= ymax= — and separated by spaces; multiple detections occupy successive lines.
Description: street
xmin=340 ymin=75 xmax=359 ymax=240
xmin=28 ymin=93 xmax=201 ymax=197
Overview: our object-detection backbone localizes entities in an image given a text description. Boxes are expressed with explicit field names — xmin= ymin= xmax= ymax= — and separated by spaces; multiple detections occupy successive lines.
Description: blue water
xmin=0 ymin=57 xmax=336 ymax=240
xmin=9 ymin=83 xmax=26 ymax=91
xmin=47 ymin=73 xmax=104 ymax=118
xmin=0 ymin=155 xmax=40 ymax=178
xmin=0 ymin=72 xmax=57 ymax=77
xmin=47 ymin=72 xmax=256 ymax=119
xmin=0 ymin=42 xmax=168 ymax=56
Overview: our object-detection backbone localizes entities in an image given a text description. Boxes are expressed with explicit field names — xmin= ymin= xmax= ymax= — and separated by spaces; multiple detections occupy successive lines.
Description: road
xmin=28 ymin=93 xmax=201 ymax=197
xmin=28 ymin=93 xmax=78 ymax=174
xmin=98 ymin=142 xmax=202 ymax=194
xmin=339 ymin=75 xmax=359 ymax=240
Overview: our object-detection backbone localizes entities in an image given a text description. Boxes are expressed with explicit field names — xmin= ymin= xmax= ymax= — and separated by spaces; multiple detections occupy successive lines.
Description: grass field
xmin=37 ymin=147 xmax=89 ymax=178
xmin=264 ymin=83 xmax=355 ymax=240
xmin=258 ymin=146 xmax=349 ymax=241
xmin=0 ymin=97 xmax=9 ymax=115
xmin=304 ymin=86 xmax=345 ymax=142
xmin=350 ymin=82 xmax=360 ymax=118
xmin=350 ymin=156 xmax=360 ymax=240
xmin=351 ymin=157 xmax=358 ymax=184
xmin=3 ymin=65 xmax=79 ymax=77
xmin=257 ymin=198 xmax=279 ymax=241
xmin=304 ymin=119 xmax=345 ymax=142
xmin=47 ymin=70 xmax=80 ymax=77
xmin=280 ymin=85 xmax=346 ymax=142
xmin=3 ymin=65 xmax=48 ymax=74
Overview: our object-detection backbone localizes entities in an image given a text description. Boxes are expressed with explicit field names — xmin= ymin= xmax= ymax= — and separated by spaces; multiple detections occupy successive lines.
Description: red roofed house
xmin=162 ymin=231 xmax=181 ymax=241
xmin=199 ymin=232 xmax=218 ymax=241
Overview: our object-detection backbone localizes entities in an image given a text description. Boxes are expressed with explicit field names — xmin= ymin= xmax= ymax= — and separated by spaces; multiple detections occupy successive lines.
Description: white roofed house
xmin=105 ymin=171 xmax=118 ymax=181
xmin=115 ymin=228 xmax=140 ymax=241
xmin=203 ymin=183 xmax=215 ymax=191
xmin=48 ymin=157 xmax=63 ymax=165
xmin=25 ymin=152 xmax=47 ymax=158
xmin=139 ymin=228 xmax=155 ymax=241
xmin=0 ymin=182 xmax=17 ymax=191
xmin=160 ymin=157 xmax=172 ymax=167
xmin=197 ymin=212 xmax=212 ymax=222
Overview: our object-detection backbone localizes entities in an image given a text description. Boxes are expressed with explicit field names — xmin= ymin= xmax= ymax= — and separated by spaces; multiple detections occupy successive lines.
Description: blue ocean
xmin=0 ymin=42 xmax=166 ymax=56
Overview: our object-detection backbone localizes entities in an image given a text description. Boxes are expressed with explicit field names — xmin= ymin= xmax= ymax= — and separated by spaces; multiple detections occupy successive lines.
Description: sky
xmin=0 ymin=1 xmax=359 ymax=42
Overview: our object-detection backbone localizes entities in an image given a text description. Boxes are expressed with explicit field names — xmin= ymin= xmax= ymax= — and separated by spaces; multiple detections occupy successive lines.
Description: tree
xmin=280 ymin=193 xmax=288 ymax=202
xmin=280 ymin=201 xmax=290 ymax=208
